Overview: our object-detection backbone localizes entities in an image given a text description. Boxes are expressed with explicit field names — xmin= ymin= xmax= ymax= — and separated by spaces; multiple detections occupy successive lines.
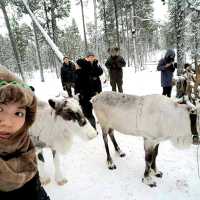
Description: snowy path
xmin=30 ymin=62 xmax=200 ymax=200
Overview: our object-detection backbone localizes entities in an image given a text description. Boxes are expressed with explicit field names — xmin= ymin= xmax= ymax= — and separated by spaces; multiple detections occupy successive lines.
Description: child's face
xmin=0 ymin=102 xmax=26 ymax=139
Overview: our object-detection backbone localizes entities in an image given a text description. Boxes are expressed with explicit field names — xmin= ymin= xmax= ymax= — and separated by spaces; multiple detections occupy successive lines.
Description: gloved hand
xmin=93 ymin=59 xmax=98 ymax=65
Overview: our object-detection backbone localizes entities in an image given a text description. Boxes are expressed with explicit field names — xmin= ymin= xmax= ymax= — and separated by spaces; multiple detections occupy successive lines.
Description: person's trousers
xmin=79 ymin=97 xmax=96 ymax=129
xmin=109 ymin=69 xmax=123 ymax=93
xmin=162 ymin=86 xmax=172 ymax=97
xmin=63 ymin=82 xmax=74 ymax=97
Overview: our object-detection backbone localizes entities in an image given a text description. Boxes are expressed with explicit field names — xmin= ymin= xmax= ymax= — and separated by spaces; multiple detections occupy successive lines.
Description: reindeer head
xmin=48 ymin=95 xmax=97 ymax=140
xmin=48 ymin=97 xmax=86 ymax=126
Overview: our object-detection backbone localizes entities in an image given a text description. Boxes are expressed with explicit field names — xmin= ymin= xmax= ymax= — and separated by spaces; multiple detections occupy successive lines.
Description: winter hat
xmin=63 ymin=55 xmax=69 ymax=60
xmin=0 ymin=65 xmax=38 ymax=192
xmin=0 ymin=65 xmax=37 ymax=127
xmin=110 ymin=47 xmax=120 ymax=56
xmin=85 ymin=51 xmax=95 ymax=57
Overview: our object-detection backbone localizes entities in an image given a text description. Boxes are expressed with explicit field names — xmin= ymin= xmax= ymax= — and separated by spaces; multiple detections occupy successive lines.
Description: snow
xmin=28 ymin=52 xmax=200 ymax=200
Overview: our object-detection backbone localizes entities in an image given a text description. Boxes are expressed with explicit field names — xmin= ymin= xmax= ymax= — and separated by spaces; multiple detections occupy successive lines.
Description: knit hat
xmin=0 ymin=65 xmax=37 ymax=127
xmin=85 ymin=51 xmax=95 ymax=57
xmin=0 ymin=65 xmax=38 ymax=192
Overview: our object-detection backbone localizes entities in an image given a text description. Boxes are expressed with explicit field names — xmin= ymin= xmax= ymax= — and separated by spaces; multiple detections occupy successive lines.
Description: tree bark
xmin=131 ymin=1 xmax=137 ymax=72
xmin=22 ymin=0 xmax=63 ymax=62
xmin=112 ymin=0 xmax=120 ymax=48
xmin=0 ymin=0 xmax=25 ymax=81
xmin=80 ymin=0 xmax=88 ymax=53
xmin=175 ymin=0 xmax=185 ymax=75
xmin=32 ymin=22 xmax=45 ymax=82
xmin=125 ymin=9 xmax=130 ymax=67
xmin=102 ymin=0 xmax=110 ymax=49
xmin=93 ymin=0 xmax=98 ymax=55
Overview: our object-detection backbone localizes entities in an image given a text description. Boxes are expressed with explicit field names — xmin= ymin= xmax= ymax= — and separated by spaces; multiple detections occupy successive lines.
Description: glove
xmin=174 ymin=62 xmax=177 ymax=68
xmin=93 ymin=59 xmax=98 ymax=65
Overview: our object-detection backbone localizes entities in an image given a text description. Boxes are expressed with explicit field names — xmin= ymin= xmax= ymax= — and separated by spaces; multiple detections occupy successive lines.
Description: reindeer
xmin=30 ymin=95 xmax=97 ymax=185
xmin=92 ymin=91 xmax=195 ymax=187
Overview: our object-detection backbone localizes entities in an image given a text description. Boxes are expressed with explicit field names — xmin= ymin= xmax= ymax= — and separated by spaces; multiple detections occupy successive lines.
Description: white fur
xmin=30 ymin=98 xmax=97 ymax=185
xmin=92 ymin=91 xmax=193 ymax=148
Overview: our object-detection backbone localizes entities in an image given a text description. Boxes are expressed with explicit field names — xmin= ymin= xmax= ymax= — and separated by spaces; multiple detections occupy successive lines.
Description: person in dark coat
xmin=105 ymin=47 xmax=126 ymax=93
xmin=75 ymin=51 xmax=103 ymax=129
xmin=157 ymin=49 xmax=176 ymax=97
xmin=0 ymin=66 xmax=50 ymax=200
xmin=60 ymin=56 xmax=76 ymax=97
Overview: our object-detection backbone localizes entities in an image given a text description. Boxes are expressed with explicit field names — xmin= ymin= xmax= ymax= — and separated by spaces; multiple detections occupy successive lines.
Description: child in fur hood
xmin=0 ymin=66 xmax=50 ymax=200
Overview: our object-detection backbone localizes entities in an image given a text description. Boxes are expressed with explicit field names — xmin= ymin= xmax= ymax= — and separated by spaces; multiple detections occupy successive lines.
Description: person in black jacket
xmin=0 ymin=66 xmax=50 ymax=200
xmin=75 ymin=51 xmax=103 ymax=129
xmin=60 ymin=56 xmax=76 ymax=97
xmin=105 ymin=47 xmax=126 ymax=93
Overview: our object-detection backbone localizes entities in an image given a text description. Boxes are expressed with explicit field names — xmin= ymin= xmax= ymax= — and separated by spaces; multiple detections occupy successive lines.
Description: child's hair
xmin=0 ymin=66 xmax=37 ymax=128
xmin=0 ymin=84 xmax=37 ymax=128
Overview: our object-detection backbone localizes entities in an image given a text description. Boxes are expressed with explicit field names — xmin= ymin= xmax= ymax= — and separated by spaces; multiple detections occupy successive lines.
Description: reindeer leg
xmin=151 ymin=144 xmax=163 ymax=178
xmin=142 ymin=138 xmax=157 ymax=187
xmin=108 ymin=128 xmax=126 ymax=157
xmin=102 ymin=128 xmax=116 ymax=170
xmin=37 ymin=149 xmax=51 ymax=185
xmin=53 ymin=150 xmax=68 ymax=185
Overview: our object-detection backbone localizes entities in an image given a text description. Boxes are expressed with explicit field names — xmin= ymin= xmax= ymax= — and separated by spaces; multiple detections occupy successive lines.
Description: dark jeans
xmin=109 ymin=69 xmax=123 ymax=93
xmin=79 ymin=96 xmax=96 ymax=129
xmin=63 ymin=82 xmax=74 ymax=97
xmin=190 ymin=113 xmax=198 ymax=137
xmin=162 ymin=86 xmax=172 ymax=97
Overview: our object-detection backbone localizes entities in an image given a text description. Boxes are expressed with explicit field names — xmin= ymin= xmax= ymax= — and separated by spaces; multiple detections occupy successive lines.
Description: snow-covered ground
xmin=29 ymin=53 xmax=200 ymax=200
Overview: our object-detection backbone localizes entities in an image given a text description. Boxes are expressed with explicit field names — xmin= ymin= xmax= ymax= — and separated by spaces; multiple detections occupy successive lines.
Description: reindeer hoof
xmin=120 ymin=152 xmax=126 ymax=157
xmin=108 ymin=165 xmax=117 ymax=170
xmin=117 ymin=150 xmax=126 ymax=157
xmin=57 ymin=178 xmax=68 ymax=186
xmin=142 ymin=177 xmax=157 ymax=187
xmin=108 ymin=161 xmax=117 ymax=170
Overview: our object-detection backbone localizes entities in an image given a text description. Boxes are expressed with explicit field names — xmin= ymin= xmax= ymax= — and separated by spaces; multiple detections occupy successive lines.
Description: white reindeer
xmin=30 ymin=96 xmax=97 ymax=185
xmin=92 ymin=91 xmax=195 ymax=187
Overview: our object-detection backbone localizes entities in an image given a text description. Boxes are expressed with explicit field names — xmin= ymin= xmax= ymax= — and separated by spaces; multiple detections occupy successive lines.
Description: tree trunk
xmin=0 ymin=0 xmax=25 ymax=81
xmin=112 ymin=0 xmax=120 ymax=48
xmin=93 ymin=0 xmax=98 ymax=55
xmin=80 ymin=0 xmax=88 ymax=53
xmin=125 ymin=9 xmax=130 ymax=67
xmin=32 ymin=22 xmax=45 ymax=82
xmin=43 ymin=1 xmax=57 ymax=76
xmin=193 ymin=12 xmax=200 ymax=71
xmin=119 ymin=7 xmax=126 ymax=56
xmin=50 ymin=0 xmax=59 ymax=78
xmin=175 ymin=0 xmax=185 ymax=75
xmin=131 ymin=1 xmax=137 ymax=72
xmin=22 ymin=0 xmax=63 ymax=62
xmin=102 ymin=0 xmax=110 ymax=49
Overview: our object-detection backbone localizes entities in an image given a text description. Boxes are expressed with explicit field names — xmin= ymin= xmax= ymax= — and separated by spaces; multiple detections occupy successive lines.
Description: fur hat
xmin=0 ymin=65 xmax=37 ymax=127
xmin=85 ymin=51 xmax=95 ymax=57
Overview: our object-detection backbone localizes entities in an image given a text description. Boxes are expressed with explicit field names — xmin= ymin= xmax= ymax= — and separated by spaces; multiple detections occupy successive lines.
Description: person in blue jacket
xmin=157 ymin=49 xmax=177 ymax=97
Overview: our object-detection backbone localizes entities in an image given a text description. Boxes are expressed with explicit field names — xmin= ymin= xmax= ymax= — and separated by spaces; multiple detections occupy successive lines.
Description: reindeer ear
xmin=48 ymin=99 xmax=56 ymax=109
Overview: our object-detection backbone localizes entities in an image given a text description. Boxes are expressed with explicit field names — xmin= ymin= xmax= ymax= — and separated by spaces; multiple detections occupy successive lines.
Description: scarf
xmin=0 ymin=127 xmax=37 ymax=192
